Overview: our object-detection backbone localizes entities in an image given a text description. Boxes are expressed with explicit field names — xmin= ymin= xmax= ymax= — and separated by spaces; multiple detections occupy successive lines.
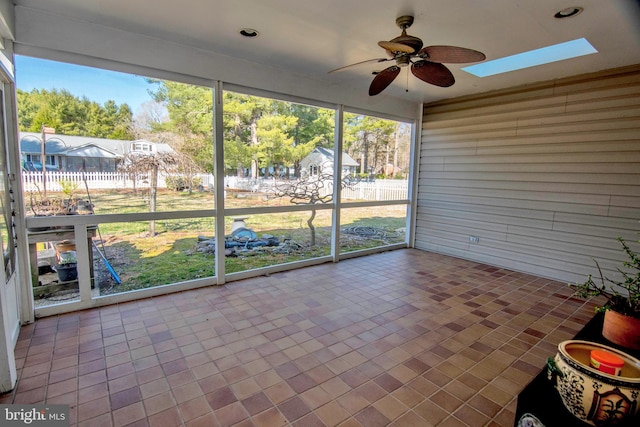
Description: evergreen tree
xmin=17 ymin=88 xmax=134 ymax=139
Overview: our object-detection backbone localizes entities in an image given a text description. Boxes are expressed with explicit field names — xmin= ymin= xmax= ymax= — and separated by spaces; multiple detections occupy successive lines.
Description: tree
xmin=287 ymin=106 xmax=334 ymax=177
xmin=288 ymin=105 xmax=334 ymax=149
xmin=17 ymin=88 xmax=135 ymax=139
xmin=267 ymin=168 xmax=357 ymax=246
xmin=118 ymin=150 xmax=201 ymax=235
xmin=141 ymin=83 xmax=336 ymax=179
xmin=134 ymin=100 xmax=169 ymax=133
xmin=225 ymin=93 xmax=279 ymax=179
xmin=255 ymin=114 xmax=297 ymax=177
xmin=222 ymin=92 xmax=258 ymax=176
xmin=392 ymin=122 xmax=411 ymax=178
xmin=144 ymin=80 xmax=215 ymax=173
xmin=344 ymin=114 xmax=396 ymax=176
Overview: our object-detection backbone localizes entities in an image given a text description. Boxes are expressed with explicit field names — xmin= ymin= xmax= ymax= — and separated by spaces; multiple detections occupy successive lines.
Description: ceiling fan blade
xmin=419 ymin=45 xmax=486 ymax=63
xmin=328 ymin=58 xmax=391 ymax=73
xmin=369 ymin=66 xmax=401 ymax=96
xmin=411 ymin=61 xmax=455 ymax=87
xmin=378 ymin=41 xmax=414 ymax=54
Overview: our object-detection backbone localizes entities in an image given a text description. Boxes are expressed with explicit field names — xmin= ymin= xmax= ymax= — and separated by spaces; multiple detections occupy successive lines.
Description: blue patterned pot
xmin=548 ymin=340 xmax=640 ymax=426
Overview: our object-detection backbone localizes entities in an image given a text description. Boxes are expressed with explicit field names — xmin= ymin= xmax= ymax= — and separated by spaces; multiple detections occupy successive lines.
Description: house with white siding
xmin=299 ymin=147 xmax=359 ymax=177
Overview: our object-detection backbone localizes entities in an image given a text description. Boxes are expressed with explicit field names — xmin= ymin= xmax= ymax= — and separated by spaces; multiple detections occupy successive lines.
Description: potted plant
xmin=27 ymin=179 xmax=94 ymax=218
xmin=570 ymin=236 xmax=640 ymax=350
xmin=55 ymin=250 xmax=77 ymax=282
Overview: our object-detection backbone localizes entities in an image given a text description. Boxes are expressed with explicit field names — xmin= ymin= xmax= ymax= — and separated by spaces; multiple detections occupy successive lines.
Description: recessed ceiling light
xmin=240 ymin=28 xmax=259 ymax=38
xmin=554 ymin=7 xmax=583 ymax=19
xmin=462 ymin=38 xmax=597 ymax=77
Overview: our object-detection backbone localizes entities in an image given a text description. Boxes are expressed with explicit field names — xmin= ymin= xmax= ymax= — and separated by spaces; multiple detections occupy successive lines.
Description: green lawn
xmin=34 ymin=189 xmax=406 ymax=295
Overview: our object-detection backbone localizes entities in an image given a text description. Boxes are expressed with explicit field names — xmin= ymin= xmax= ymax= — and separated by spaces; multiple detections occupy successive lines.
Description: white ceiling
xmin=10 ymin=0 xmax=640 ymax=117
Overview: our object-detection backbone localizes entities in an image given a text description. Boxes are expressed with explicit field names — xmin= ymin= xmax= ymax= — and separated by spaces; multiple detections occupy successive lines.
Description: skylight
xmin=461 ymin=38 xmax=597 ymax=77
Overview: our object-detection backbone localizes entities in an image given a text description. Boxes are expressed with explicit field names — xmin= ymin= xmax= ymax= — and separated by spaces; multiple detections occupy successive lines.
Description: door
xmin=0 ymin=79 xmax=20 ymax=392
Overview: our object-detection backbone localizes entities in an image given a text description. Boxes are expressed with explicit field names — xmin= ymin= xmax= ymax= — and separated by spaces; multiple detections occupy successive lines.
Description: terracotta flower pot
xmin=603 ymin=309 xmax=640 ymax=351
xmin=55 ymin=240 xmax=76 ymax=261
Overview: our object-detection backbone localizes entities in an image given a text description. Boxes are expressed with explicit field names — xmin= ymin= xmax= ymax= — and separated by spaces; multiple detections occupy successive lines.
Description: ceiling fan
xmin=329 ymin=16 xmax=486 ymax=96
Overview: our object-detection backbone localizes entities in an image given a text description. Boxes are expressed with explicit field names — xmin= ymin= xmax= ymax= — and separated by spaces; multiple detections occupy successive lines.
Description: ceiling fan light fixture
xmin=396 ymin=56 xmax=411 ymax=68
xmin=554 ymin=7 xmax=583 ymax=19
xmin=239 ymin=28 xmax=259 ymax=38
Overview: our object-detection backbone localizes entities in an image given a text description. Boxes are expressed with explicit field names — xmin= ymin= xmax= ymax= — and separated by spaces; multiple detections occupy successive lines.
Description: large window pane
xmin=340 ymin=205 xmax=407 ymax=253
xmin=342 ymin=114 xmax=410 ymax=201
xmin=224 ymin=210 xmax=332 ymax=274
xmin=0 ymin=90 xmax=15 ymax=281
xmin=16 ymin=56 xmax=215 ymax=215
xmin=29 ymin=228 xmax=83 ymax=308
xmin=223 ymin=91 xmax=335 ymax=208
xmin=94 ymin=219 xmax=216 ymax=296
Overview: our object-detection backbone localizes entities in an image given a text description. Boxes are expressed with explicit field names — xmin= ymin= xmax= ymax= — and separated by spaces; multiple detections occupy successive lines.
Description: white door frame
xmin=0 ymin=42 xmax=22 ymax=393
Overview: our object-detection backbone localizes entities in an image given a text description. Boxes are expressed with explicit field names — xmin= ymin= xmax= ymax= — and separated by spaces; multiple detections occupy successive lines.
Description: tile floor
xmin=1 ymin=249 xmax=599 ymax=426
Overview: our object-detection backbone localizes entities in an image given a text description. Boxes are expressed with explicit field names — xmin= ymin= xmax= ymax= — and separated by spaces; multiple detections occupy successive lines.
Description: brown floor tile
xmin=300 ymin=385 xmax=332 ymax=409
xmin=77 ymin=413 xmax=112 ymax=427
xmin=214 ymin=401 xmax=249 ymax=426
xmin=278 ymin=395 xmax=311 ymax=422
xmin=112 ymin=402 xmax=146 ymax=427
xmin=205 ymin=386 xmax=237 ymax=410
xmin=78 ymin=396 xmax=110 ymax=422
xmin=293 ymin=412 xmax=325 ymax=427
xmin=146 ymin=407 xmax=183 ymax=427
xmin=337 ymin=390 xmax=369 ymax=415
xmin=264 ymin=381 xmax=296 ymax=404
xmin=389 ymin=410 xmax=429 ymax=427
xmin=453 ymin=403 xmax=491 ymax=426
xmin=315 ymin=401 xmax=350 ymax=426
xmin=354 ymin=406 xmax=391 ymax=427
xmin=252 ymin=407 xmax=288 ymax=427
xmin=145 ymin=391 xmax=176 ymax=416
xmin=414 ymin=399 xmax=449 ymax=425
xmin=355 ymin=381 xmax=387 ymax=404
xmin=373 ymin=394 xmax=408 ymax=420
xmin=287 ymin=372 xmax=316 ymax=393
xmin=241 ymin=391 xmax=272 ymax=415
xmin=110 ymin=386 xmax=142 ymax=411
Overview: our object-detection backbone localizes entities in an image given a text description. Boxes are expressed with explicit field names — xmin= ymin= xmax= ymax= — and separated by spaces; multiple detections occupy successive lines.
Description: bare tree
xmin=133 ymin=100 xmax=169 ymax=133
xmin=119 ymin=150 xmax=201 ymax=235
xmin=268 ymin=166 xmax=358 ymax=246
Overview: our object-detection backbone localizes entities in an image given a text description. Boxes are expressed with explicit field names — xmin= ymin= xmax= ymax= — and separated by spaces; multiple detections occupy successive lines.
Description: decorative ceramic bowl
xmin=548 ymin=340 xmax=640 ymax=426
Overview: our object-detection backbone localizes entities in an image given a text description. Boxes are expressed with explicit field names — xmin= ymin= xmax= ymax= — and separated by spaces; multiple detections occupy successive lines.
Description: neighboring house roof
xmin=20 ymin=133 xmax=130 ymax=156
xmin=306 ymin=147 xmax=359 ymax=167
xmin=19 ymin=133 xmax=170 ymax=158
xmin=143 ymin=140 xmax=174 ymax=154
xmin=66 ymin=144 xmax=120 ymax=158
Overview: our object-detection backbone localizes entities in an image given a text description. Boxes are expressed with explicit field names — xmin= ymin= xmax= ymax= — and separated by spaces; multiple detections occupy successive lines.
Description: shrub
xmin=165 ymin=176 xmax=202 ymax=191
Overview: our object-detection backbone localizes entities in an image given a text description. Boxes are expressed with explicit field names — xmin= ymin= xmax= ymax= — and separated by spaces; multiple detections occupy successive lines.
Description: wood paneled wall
xmin=416 ymin=65 xmax=640 ymax=284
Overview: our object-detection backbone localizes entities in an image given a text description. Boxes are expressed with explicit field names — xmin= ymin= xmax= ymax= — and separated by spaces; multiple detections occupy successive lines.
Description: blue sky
xmin=15 ymin=56 xmax=156 ymax=112
xmin=462 ymin=38 xmax=597 ymax=77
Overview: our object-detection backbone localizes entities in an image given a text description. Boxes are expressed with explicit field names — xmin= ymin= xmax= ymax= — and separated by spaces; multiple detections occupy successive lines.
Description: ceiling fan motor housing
xmin=391 ymin=15 xmax=422 ymax=53
xmin=390 ymin=34 xmax=423 ymax=53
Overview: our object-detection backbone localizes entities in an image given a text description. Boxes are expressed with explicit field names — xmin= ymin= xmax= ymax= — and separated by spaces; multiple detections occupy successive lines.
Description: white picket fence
xmin=341 ymin=180 xmax=408 ymax=200
xmin=21 ymin=171 xmax=408 ymax=201
xmin=22 ymin=171 xmax=164 ymax=193
xmin=227 ymin=177 xmax=408 ymax=201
